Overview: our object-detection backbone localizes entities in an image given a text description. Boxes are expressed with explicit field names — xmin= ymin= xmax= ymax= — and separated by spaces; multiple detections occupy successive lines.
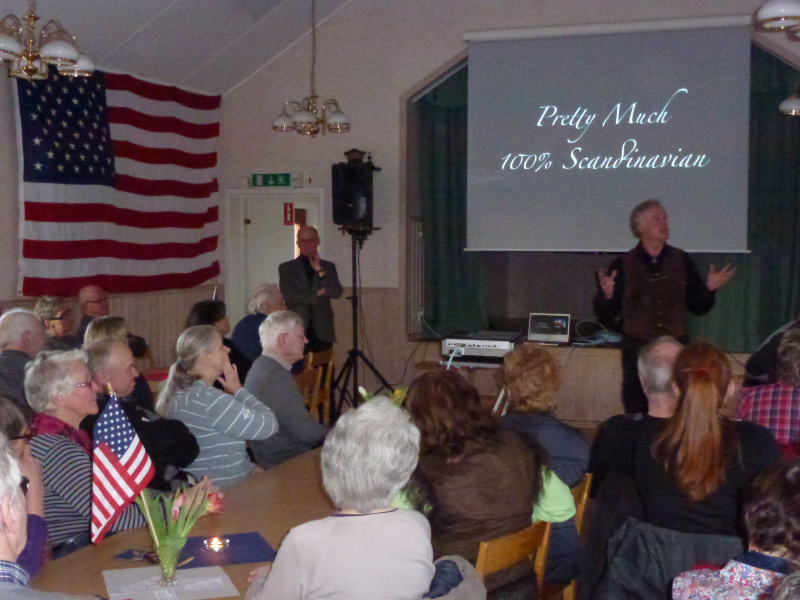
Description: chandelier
xmin=272 ymin=0 xmax=350 ymax=136
xmin=0 ymin=0 xmax=94 ymax=80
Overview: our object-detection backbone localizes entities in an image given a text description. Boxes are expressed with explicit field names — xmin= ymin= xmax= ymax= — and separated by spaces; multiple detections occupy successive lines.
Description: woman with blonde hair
xmin=501 ymin=344 xmax=590 ymax=584
xmin=156 ymin=325 xmax=278 ymax=488
xmin=603 ymin=342 xmax=781 ymax=599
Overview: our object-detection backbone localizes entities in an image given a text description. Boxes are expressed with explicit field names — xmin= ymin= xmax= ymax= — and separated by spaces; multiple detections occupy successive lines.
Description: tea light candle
xmin=204 ymin=537 xmax=229 ymax=553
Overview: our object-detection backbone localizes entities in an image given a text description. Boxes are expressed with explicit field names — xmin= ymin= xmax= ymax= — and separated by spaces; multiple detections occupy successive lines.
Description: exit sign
xmin=252 ymin=173 xmax=291 ymax=187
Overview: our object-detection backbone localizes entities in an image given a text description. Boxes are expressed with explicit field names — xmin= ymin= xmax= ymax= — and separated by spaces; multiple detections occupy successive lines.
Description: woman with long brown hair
xmin=603 ymin=342 xmax=781 ymax=599
xmin=403 ymin=369 xmax=576 ymax=594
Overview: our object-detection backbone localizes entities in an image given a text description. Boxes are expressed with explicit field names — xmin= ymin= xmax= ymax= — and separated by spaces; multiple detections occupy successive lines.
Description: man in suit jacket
xmin=279 ymin=226 xmax=343 ymax=352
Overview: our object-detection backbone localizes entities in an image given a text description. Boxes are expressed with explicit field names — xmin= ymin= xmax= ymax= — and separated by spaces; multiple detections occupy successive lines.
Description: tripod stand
xmin=333 ymin=225 xmax=394 ymax=417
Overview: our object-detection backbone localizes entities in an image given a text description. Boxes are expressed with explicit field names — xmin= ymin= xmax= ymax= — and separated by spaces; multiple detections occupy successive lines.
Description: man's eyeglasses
xmin=75 ymin=377 xmax=94 ymax=388
xmin=49 ymin=309 xmax=72 ymax=321
xmin=20 ymin=476 xmax=29 ymax=495
xmin=85 ymin=298 xmax=108 ymax=304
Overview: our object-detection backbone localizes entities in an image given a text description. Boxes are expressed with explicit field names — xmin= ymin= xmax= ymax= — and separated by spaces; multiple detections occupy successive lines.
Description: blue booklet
xmin=178 ymin=532 xmax=276 ymax=569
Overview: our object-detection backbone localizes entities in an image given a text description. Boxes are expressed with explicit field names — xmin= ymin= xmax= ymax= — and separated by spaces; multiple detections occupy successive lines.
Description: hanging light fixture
xmin=779 ymin=82 xmax=800 ymax=115
xmin=272 ymin=0 xmax=350 ymax=137
xmin=756 ymin=0 xmax=800 ymax=29
xmin=0 ymin=0 xmax=93 ymax=81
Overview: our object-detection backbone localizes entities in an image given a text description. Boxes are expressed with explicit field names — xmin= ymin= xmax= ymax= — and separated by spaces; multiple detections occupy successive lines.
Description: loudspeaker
xmin=331 ymin=162 xmax=374 ymax=226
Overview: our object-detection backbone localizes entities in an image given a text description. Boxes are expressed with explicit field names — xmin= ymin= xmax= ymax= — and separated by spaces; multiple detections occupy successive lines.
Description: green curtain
xmin=688 ymin=45 xmax=800 ymax=351
xmin=417 ymin=66 xmax=489 ymax=334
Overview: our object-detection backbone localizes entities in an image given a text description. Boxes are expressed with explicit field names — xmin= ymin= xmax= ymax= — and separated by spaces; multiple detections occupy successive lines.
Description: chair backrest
xmin=474 ymin=520 xmax=551 ymax=594
xmin=305 ymin=346 xmax=334 ymax=370
xmin=571 ymin=473 xmax=593 ymax=533
xmin=294 ymin=367 xmax=323 ymax=412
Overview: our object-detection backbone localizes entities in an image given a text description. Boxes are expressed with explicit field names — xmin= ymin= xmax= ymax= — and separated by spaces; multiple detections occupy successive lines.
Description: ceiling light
xmin=756 ymin=0 xmax=800 ymax=30
xmin=272 ymin=0 xmax=350 ymax=137
xmin=0 ymin=0 xmax=93 ymax=80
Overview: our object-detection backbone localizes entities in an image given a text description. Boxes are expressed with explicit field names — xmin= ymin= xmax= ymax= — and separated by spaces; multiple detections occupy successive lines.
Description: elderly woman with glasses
xmin=33 ymin=297 xmax=80 ymax=352
xmin=0 ymin=396 xmax=47 ymax=575
xmin=245 ymin=398 xmax=435 ymax=600
xmin=26 ymin=350 xmax=148 ymax=557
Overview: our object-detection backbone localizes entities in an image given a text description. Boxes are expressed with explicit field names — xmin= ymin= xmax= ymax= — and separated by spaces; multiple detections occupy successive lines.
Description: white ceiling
xmin=0 ymin=0 xmax=351 ymax=96
xmin=1 ymin=1 xmax=800 ymax=97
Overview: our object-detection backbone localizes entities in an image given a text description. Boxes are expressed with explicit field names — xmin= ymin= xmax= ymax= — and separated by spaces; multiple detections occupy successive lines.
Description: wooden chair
xmin=304 ymin=346 xmax=334 ymax=424
xmin=542 ymin=472 xmax=594 ymax=600
xmin=474 ymin=520 xmax=551 ymax=596
xmin=294 ymin=367 xmax=323 ymax=414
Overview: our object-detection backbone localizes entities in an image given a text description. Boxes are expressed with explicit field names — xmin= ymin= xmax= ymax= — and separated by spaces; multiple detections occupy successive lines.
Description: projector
xmin=442 ymin=331 xmax=524 ymax=358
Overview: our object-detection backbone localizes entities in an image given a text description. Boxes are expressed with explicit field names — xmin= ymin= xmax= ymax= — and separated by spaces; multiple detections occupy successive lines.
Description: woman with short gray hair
xmin=33 ymin=296 xmax=79 ymax=351
xmin=246 ymin=398 xmax=435 ymax=600
xmin=26 ymin=351 xmax=148 ymax=556
xmin=232 ymin=284 xmax=287 ymax=362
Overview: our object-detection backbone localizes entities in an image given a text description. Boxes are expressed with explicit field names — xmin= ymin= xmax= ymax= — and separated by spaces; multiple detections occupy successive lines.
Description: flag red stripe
xmin=22 ymin=261 xmax=221 ymax=296
xmin=107 ymin=107 xmax=219 ymax=140
xmin=113 ymin=140 xmax=217 ymax=169
xmin=24 ymin=202 xmax=218 ymax=228
xmin=114 ymin=174 xmax=218 ymax=199
xmin=23 ymin=237 xmax=218 ymax=260
xmin=104 ymin=72 xmax=222 ymax=111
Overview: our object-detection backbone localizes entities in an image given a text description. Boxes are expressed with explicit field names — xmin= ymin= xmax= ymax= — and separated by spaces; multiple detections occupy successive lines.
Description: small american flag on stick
xmin=91 ymin=385 xmax=154 ymax=544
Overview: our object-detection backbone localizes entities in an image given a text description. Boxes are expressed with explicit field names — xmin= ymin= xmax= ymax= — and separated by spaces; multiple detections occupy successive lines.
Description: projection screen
xmin=466 ymin=21 xmax=751 ymax=252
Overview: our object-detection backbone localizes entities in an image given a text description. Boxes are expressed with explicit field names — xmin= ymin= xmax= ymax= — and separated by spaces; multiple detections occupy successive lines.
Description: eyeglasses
xmin=20 ymin=476 xmax=29 ymax=495
xmin=49 ymin=309 xmax=72 ymax=321
xmin=10 ymin=432 xmax=33 ymax=443
xmin=85 ymin=298 xmax=108 ymax=304
xmin=74 ymin=377 xmax=94 ymax=388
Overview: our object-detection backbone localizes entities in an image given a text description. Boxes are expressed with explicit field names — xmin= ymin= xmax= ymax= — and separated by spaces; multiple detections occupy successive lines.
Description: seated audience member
xmin=186 ymin=300 xmax=252 ymax=383
xmin=244 ymin=311 xmax=327 ymax=469
xmin=773 ymin=571 xmax=800 ymax=600
xmin=738 ymin=328 xmax=800 ymax=458
xmin=402 ymin=369 xmax=575 ymax=594
xmin=743 ymin=316 xmax=800 ymax=388
xmin=83 ymin=316 xmax=155 ymax=412
xmin=232 ymin=284 xmax=286 ymax=362
xmin=33 ymin=297 xmax=80 ymax=352
xmin=246 ymin=398 xmax=436 ymax=600
xmin=75 ymin=285 xmax=147 ymax=357
xmin=582 ymin=336 xmax=682 ymax=597
xmin=0 ymin=397 xmax=47 ymax=576
xmin=0 ymin=432 xmax=83 ymax=599
xmin=672 ymin=458 xmax=800 ymax=599
xmin=26 ymin=351 xmax=148 ymax=556
xmin=602 ymin=342 xmax=781 ymax=600
xmin=588 ymin=336 xmax=683 ymax=495
xmin=0 ymin=310 xmax=46 ymax=420
xmin=156 ymin=326 xmax=277 ymax=488
xmin=81 ymin=339 xmax=199 ymax=492
xmin=500 ymin=343 xmax=589 ymax=583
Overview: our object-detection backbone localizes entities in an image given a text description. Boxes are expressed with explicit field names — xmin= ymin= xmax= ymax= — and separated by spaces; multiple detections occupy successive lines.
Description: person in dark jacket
xmin=500 ymin=343 xmax=589 ymax=584
xmin=186 ymin=300 xmax=252 ymax=385
xmin=81 ymin=339 xmax=199 ymax=491
xmin=76 ymin=285 xmax=147 ymax=358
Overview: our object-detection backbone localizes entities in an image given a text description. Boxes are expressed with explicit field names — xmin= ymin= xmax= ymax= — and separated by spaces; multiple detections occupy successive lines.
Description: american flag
xmin=91 ymin=394 xmax=154 ymax=544
xmin=14 ymin=68 xmax=221 ymax=297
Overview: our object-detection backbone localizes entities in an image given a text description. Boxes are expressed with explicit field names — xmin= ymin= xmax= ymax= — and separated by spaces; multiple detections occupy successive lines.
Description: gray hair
xmin=155 ymin=325 xmax=219 ymax=416
xmin=638 ymin=336 xmax=683 ymax=395
xmin=777 ymin=328 xmax=800 ymax=388
xmin=85 ymin=338 xmax=127 ymax=374
xmin=629 ymin=199 xmax=664 ymax=238
xmin=321 ymin=397 xmax=420 ymax=513
xmin=33 ymin=296 xmax=65 ymax=321
xmin=83 ymin=316 xmax=128 ymax=346
xmin=24 ymin=350 xmax=89 ymax=414
xmin=247 ymin=284 xmax=282 ymax=315
xmin=0 ymin=432 xmax=22 ymax=509
xmin=0 ymin=309 xmax=42 ymax=350
xmin=258 ymin=310 xmax=304 ymax=352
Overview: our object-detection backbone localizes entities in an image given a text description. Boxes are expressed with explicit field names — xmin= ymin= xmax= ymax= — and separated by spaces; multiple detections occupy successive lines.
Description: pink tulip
xmin=205 ymin=491 xmax=225 ymax=515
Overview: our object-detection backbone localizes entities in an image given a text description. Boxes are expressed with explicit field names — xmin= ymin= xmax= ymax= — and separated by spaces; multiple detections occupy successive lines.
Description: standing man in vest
xmin=279 ymin=226 xmax=343 ymax=353
xmin=594 ymin=199 xmax=735 ymax=413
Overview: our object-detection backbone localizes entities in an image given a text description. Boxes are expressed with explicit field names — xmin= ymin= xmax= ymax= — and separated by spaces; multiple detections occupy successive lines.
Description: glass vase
xmin=156 ymin=536 xmax=188 ymax=586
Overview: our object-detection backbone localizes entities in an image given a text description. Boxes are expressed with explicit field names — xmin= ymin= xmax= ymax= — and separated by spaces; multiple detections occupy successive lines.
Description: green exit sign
xmin=252 ymin=173 xmax=291 ymax=187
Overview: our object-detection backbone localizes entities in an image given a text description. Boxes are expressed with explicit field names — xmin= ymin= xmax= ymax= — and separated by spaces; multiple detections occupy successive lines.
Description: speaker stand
xmin=333 ymin=226 xmax=393 ymax=419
